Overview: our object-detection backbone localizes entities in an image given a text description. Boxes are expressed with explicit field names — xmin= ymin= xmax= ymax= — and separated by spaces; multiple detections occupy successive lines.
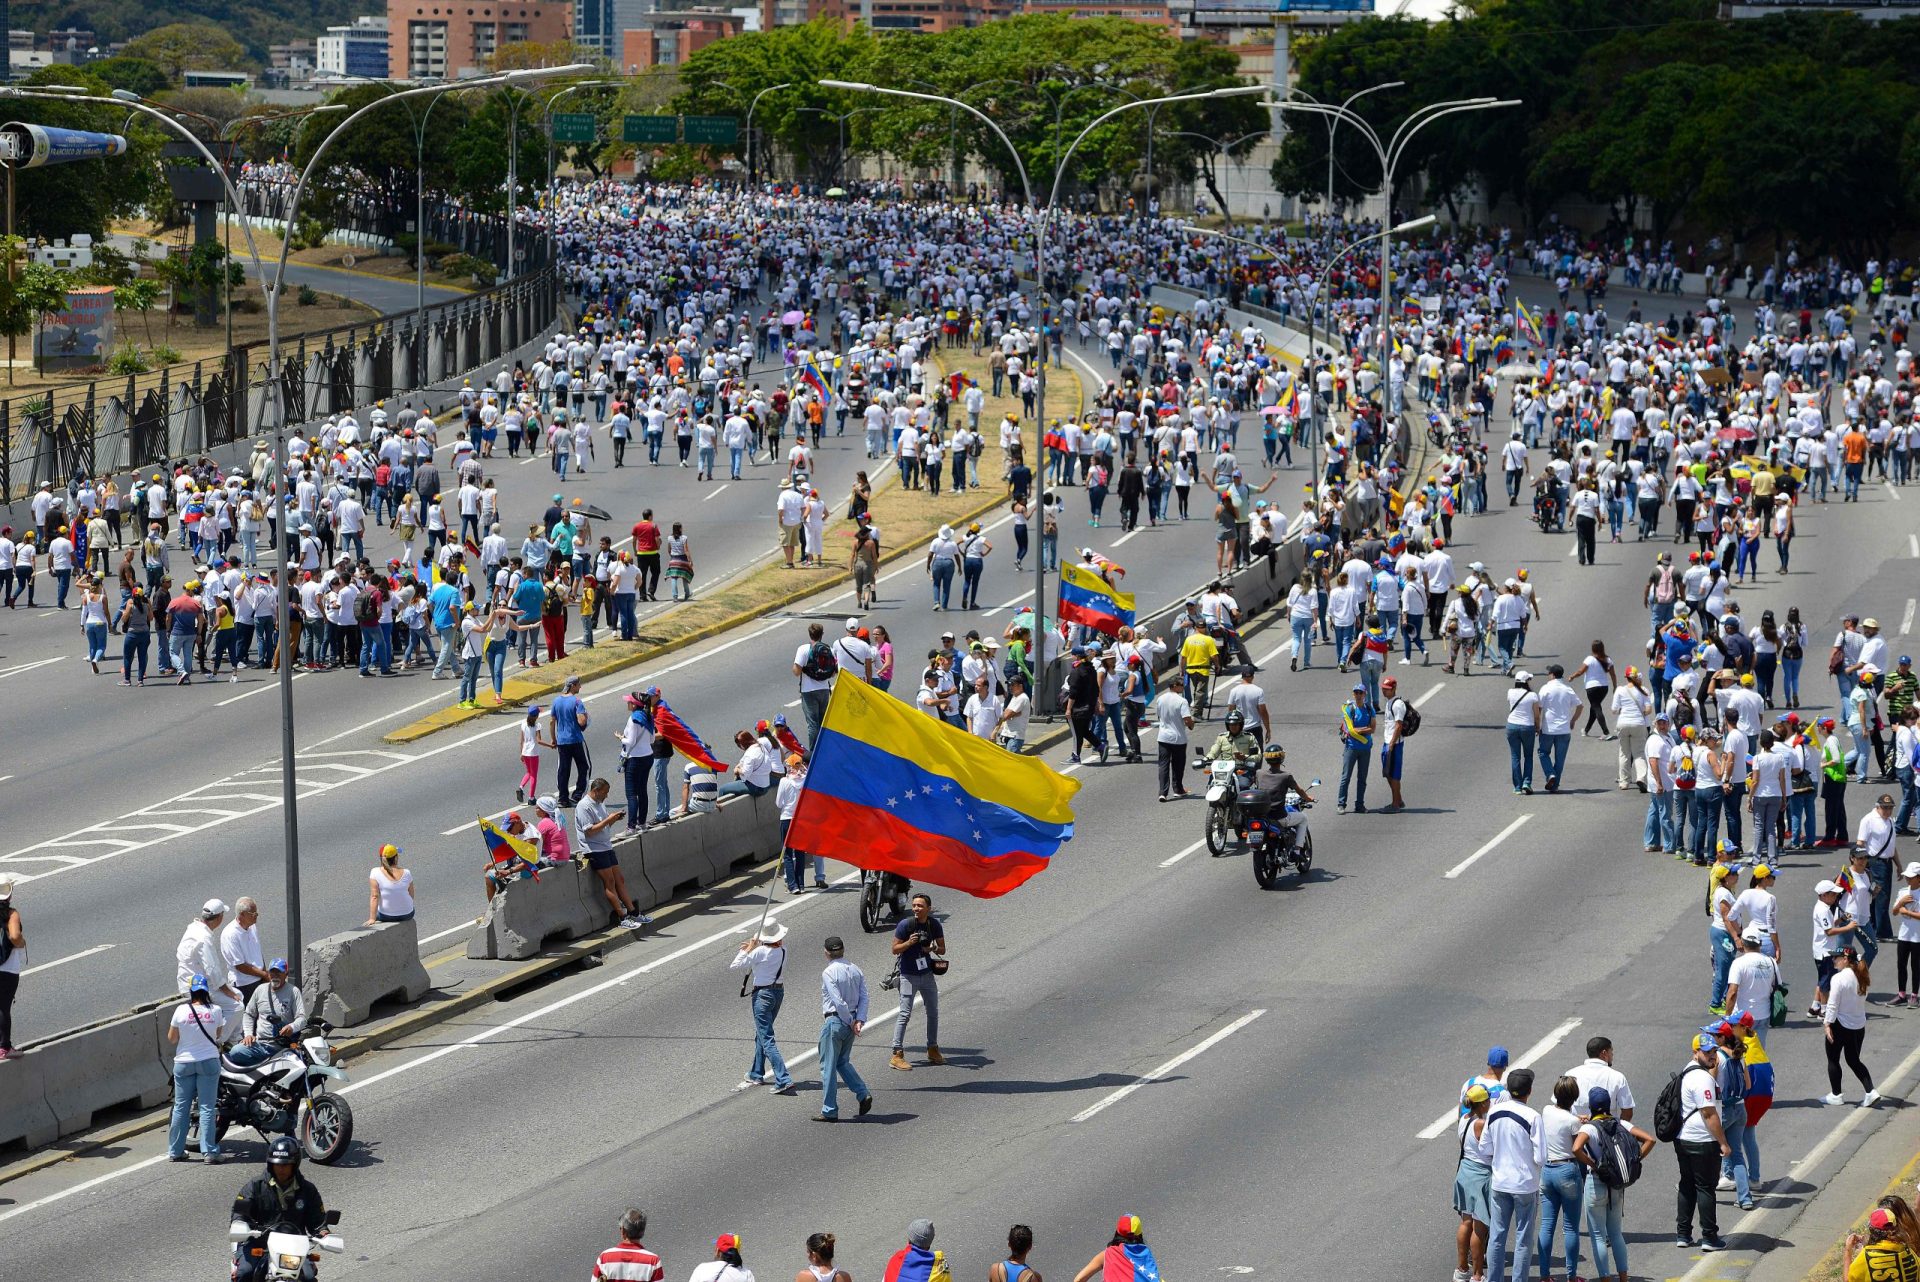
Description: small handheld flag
xmin=479 ymin=814 xmax=541 ymax=881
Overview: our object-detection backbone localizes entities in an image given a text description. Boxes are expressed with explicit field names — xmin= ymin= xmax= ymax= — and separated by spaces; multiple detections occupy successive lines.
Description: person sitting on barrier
xmin=483 ymin=811 xmax=542 ymax=902
xmin=227 ymin=958 xmax=307 ymax=1069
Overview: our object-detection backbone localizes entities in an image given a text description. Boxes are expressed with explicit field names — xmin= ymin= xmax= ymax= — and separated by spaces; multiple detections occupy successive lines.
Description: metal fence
xmin=0 ymin=267 xmax=560 ymax=501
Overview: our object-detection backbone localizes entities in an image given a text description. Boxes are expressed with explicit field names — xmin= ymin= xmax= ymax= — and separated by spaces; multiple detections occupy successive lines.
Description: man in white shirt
xmin=1484 ymin=1068 xmax=1546 ymax=1282
xmin=176 ymin=899 xmax=242 ymax=1041
xmin=218 ymin=897 xmax=269 ymax=1006
xmin=1535 ymin=665 xmax=1581 ymax=791
xmin=1723 ymin=928 xmax=1780 ymax=1044
xmin=1150 ymin=672 xmax=1195 ymax=802
xmin=1675 ymin=1034 xmax=1730 ymax=1250
xmin=775 ymin=481 xmax=807 ymax=569
xmin=1645 ymin=712 xmax=1676 ymax=853
xmin=1565 ymin=1036 xmax=1636 ymax=1120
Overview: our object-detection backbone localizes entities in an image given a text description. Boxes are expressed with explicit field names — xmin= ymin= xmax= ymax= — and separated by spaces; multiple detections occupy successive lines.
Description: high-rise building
xmin=385 ymin=0 xmax=572 ymax=80
xmin=317 ymin=16 xmax=392 ymax=79
xmin=619 ymin=10 xmax=745 ymax=66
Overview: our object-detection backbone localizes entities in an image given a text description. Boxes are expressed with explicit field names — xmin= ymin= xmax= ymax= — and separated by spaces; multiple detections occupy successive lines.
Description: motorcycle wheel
xmin=1253 ymin=841 xmax=1282 ymax=889
xmin=1204 ymin=808 xmax=1229 ymax=857
xmin=858 ymin=886 xmax=884 ymax=934
xmin=299 ymin=1092 xmax=354 ymax=1164
xmin=1293 ymin=830 xmax=1315 ymax=877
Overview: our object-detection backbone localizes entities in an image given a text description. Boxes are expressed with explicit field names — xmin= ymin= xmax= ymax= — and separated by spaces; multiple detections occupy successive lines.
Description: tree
xmin=156 ymin=87 xmax=253 ymax=143
xmin=446 ymin=91 xmax=551 ymax=216
xmin=7 ymin=68 xmax=170 ymax=240
xmin=88 ymin=57 xmax=170 ymax=98
xmin=113 ymin=279 xmax=162 ymax=347
xmin=296 ymin=83 xmax=475 ymax=239
xmin=120 ymin=23 xmax=248 ymax=82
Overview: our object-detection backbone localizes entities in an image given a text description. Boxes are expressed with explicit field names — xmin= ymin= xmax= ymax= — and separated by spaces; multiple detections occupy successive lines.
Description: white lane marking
xmin=1256 ymin=637 xmax=1296 ymax=667
xmin=1910 ymin=534 xmax=1918 ymax=558
xmin=1113 ymin=528 xmax=1141 ymax=546
xmin=0 ymin=657 xmax=62 ymax=681
xmin=417 ymin=918 xmax=482 ymax=946
xmin=701 ymin=483 xmax=731 ymax=503
xmin=1444 ymin=814 xmax=1532 ymax=880
xmin=1070 ymin=1008 xmax=1267 ymax=1123
xmin=784 ymin=697 xmax=802 ymax=709
xmin=1674 ymin=1032 xmax=1920 ymax=1280
xmin=0 ymin=1154 xmax=168 ymax=1226
xmin=1413 ymin=682 xmax=1446 ymax=708
xmin=1566 ymin=542 xmax=1577 ymax=558
xmin=1904 ymin=599 xmax=1916 ymax=637
xmin=1889 ymin=482 xmax=1903 ymax=502
xmin=0 ymin=775 xmax=13 ymax=784
xmin=983 ymin=591 xmax=1031 ymax=617
xmin=1159 ymin=838 xmax=1207 ymax=869
xmin=22 ymin=942 xmax=116 ymax=975
xmin=214 ymin=672 xmax=304 ymax=707
xmin=1415 ymin=1016 xmax=1584 ymax=1139
xmin=307 ymin=689 xmax=462 ymax=748
xmin=780 ymin=1005 xmax=902 ymax=1073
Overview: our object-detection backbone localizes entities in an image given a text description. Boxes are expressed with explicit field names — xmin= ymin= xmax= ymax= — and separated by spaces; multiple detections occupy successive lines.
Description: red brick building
xmin=386 ymin=0 xmax=573 ymax=80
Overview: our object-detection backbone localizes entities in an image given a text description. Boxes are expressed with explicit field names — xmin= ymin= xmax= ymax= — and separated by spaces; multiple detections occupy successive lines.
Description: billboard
xmin=0 ymin=123 xmax=130 ymax=169
xmin=1191 ymin=0 xmax=1373 ymax=21
xmin=35 ymin=285 xmax=114 ymax=369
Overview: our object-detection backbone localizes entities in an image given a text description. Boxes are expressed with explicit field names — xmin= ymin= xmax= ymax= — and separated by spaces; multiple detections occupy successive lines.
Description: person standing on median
xmin=0 ymin=878 xmax=23 ymax=1060
xmin=731 ymin=920 xmax=795 ymax=1095
xmin=817 ymin=935 xmax=874 ymax=1122
xmin=551 ymin=675 xmax=592 ymax=807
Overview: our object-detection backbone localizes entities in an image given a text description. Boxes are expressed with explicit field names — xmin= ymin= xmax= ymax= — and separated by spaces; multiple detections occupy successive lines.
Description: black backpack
xmin=0 ymin=904 xmax=11 ymax=965
xmin=1653 ymin=1065 xmax=1710 ymax=1142
xmin=1586 ymin=1116 xmax=1643 ymax=1188
xmin=1397 ymin=698 xmax=1422 ymax=738
xmin=801 ymin=641 xmax=838 ymax=682
xmin=354 ymin=587 xmax=380 ymax=625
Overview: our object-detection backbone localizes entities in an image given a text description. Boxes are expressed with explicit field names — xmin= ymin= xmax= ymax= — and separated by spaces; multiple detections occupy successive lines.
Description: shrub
xmin=107 ymin=344 xmax=149 ymax=375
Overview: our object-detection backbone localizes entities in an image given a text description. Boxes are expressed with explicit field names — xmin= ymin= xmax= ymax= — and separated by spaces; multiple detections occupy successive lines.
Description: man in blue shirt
xmin=428 ymin=578 xmax=461 ymax=678
xmin=511 ymin=571 xmax=546 ymax=668
xmin=1337 ymin=683 xmax=1375 ymax=814
xmin=549 ymin=675 xmax=591 ymax=805
xmin=817 ymin=935 xmax=874 ymax=1122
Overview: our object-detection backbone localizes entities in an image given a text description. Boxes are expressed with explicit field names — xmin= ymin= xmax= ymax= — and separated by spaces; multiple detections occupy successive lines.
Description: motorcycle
xmin=204 ymin=1020 xmax=355 ymax=1164
xmin=230 ymin=1209 xmax=344 ymax=1281
xmin=1198 ymin=756 xmax=1259 ymax=857
xmin=858 ymin=868 xmax=913 ymax=933
xmin=1245 ymin=779 xmax=1320 ymax=889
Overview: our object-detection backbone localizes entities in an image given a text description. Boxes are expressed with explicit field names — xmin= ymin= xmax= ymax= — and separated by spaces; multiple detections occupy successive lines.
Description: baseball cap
xmin=1464 ymin=1083 xmax=1491 ymax=1104
xmin=845 ymin=617 xmax=860 ymax=632
xmin=202 ymin=898 xmax=229 ymax=917
xmin=1511 ymin=669 xmax=1532 ymax=683
xmin=1487 ymin=1045 xmax=1510 ymax=1068
xmin=1871 ymin=1209 xmax=1896 ymax=1231
xmin=1816 ymin=879 xmax=1841 ymax=895
xmin=1741 ymin=925 xmax=1765 ymax=944
xmin=1700 ymin=1019 xmax=1737 ymax=1039
xmin=1587 ymin=1086 xmax=1612 ymax=1115
xmin=189 ymin=974 xmax=210 ymax=994
xmin=1115 ymin=1215 xmax=1143 ymax=1238
xmin=267 ymin=957 xmax=288 ymax=973
xmin=1692 ymin=1033 xmax=1716 ymax=1053
xmin=1752 ymin=864 xmax=1773 ymax=880
xmin=1905 ymin=861 xmax=1920 ymax=879
xmin=715 ymin=1234 xmax=742 ymax=1253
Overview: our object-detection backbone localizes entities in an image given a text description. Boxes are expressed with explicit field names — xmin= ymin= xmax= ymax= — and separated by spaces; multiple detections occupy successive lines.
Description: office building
xmin=317 ymin=16 xmax=391 ymax=78
xmin=385 ymin=0 xmax=571 ymax=80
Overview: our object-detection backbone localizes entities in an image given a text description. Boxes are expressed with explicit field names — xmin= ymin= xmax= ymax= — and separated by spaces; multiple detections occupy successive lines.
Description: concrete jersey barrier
xmin=303 ymin=919 xmax=433 ymax=1027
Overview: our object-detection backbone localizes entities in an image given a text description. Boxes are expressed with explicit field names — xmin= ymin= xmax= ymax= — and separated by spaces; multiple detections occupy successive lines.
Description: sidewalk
xmin=1747 ymin=1091 xmax=1920 ymax=1282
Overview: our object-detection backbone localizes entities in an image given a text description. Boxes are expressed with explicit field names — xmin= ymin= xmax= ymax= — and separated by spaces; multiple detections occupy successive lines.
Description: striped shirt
xmin=593 ymin=1242 xmax=663 ymax=1282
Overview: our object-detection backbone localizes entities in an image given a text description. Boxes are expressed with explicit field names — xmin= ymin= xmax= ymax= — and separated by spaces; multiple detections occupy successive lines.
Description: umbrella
xmin=825 ymin=187 xmax=847 ymax=198
xmin=1716 ymin=425 xmax=1757 ymax=442
xmin=781 ymin=309 xmax=804 ymax=326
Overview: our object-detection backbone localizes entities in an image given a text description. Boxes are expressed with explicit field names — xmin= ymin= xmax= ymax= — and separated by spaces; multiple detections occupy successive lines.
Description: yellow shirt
xmin=1181 ymin=633 xmax=1219 ymax=674
xmin=1848 ymin=1242 xmax=1920 ymax=1282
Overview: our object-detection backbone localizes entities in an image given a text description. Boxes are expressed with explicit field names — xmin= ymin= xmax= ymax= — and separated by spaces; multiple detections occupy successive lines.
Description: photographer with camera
xmin=889 ymin=894 xmax=947 ymax=1072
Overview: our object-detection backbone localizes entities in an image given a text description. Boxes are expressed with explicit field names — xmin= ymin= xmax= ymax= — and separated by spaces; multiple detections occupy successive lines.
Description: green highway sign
xmin=622 ymin=114 xmax=678 ymax=144
xmin=683 ymin=115 xmax=740 ymax=147
xmin=551 ymin=112 xmax=597 ymax=144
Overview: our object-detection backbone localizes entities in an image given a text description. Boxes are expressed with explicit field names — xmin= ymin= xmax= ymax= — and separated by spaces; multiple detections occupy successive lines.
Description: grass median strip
xmin=385 ymin=344 xmax=1083 ymax=744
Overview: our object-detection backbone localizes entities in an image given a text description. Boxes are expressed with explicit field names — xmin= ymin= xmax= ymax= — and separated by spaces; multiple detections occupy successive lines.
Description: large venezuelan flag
xmin=1057 ymin=561 xmax=1135 ymax=636
xmin=786 ymin=676 xmax=1079 ymax=898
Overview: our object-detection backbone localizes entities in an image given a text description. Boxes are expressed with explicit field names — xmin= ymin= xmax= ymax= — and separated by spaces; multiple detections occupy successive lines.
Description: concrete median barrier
xmin=0 ymin=1052 xmax=58 ymax=1150
xmin=33 ymin=1005 xmax=174 ymax=1140
xmin=466 ymin=862 xmax=607 ymax=961
xmin=303 ymin=920 xmax=432 ymax=1026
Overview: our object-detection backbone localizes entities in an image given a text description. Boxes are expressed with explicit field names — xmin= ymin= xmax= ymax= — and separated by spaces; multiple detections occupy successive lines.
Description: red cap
xmin=1870 ymin=1209 xmax=1895 ymax=1230
xmin=715 ymin=1234 xmax=742 ymax=1253
xmin=1115 ymin=1215 xmax=1142 ymax=1237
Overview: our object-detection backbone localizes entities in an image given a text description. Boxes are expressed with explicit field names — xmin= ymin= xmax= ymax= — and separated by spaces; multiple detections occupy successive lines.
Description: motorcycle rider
xmin=228 ymin=957 xmax=307 ymax=1069
xmin=231 ymin=1137 xmax=329 ymax=1281
xmin=1200 ymin=708 xmax=1262 ymax=776
xmin=1243 ymin=744 xmax=1316 ymax=843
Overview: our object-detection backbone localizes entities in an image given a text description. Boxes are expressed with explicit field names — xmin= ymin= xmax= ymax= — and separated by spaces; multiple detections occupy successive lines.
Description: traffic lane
xmin=0 ymin=704 xmax=1577 ymax=1275
xmin=4 ymin=486 xmax=1225 ymax=1033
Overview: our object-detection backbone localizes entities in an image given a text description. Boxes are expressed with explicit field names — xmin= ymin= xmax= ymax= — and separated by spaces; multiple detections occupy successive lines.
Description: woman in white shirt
xmin=1538 ymin=1077 xmax=1586 ymax=1282
xmin=79 ymin=577 xmax=110 ymax=673
xmin=166 ymin=978 xmax=226 ymax=1162
xmin=1286 ymin=571 xmax=1319 ymax=671
xmin=1452 ymin=1085 xmax=1493 ymax=1282
xmin=690 ymin=1236 xmax=754 ymax=1282
xmin=776 ymin=754 xmax=811 ymax=892
xmin=366 ymin=843 xmax=417 ymax=925
xmin=1580 ymin=641 xmax=1617 ymax=738
xmin=1506 ymin=670 xmax=1543 ymax=794
xmin=1441 ymin=585 xmax=1480 ymax=675
xmin=1326 ymin=571 xmax=1364 ymax=667
xmin=1822 ymin=950 xmax=1877 ymax=1106
xmin=1893 ymin=863 xmax=1920 ymax=1007
xmin=1610 ymin=666 xmax=1653 ymax=790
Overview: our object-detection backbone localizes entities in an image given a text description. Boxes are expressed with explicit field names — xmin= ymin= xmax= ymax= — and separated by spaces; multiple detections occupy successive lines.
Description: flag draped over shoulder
xmin=1057 ymin=561 xmax=1135 ymax=636
xmin=786 ymin=676 xmax=1079 ymax=899
xmin=796 ymin=355 xmax=836 ymax=405
xmin=653 ymin=696 xmax=727 ymax=771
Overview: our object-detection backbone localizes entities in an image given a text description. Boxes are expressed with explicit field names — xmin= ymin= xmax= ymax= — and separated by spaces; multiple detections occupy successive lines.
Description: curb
xmin=384 ymin=346 xmax=1087 ymax=745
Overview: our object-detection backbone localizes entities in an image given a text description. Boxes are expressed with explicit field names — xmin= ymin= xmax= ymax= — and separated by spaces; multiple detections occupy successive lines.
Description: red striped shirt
xmin=593 ymin=1243 xmax=663 ymax=1282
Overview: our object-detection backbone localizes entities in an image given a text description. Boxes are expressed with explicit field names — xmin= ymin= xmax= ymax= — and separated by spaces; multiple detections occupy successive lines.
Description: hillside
xmin=17 ymin=0 xmax=367 ymax=64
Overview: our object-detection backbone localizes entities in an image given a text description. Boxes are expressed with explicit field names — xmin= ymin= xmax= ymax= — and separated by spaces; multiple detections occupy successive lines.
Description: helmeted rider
xmin=231 ymin=1136 xmax=328 ymax=1281
xmin=1201 ymin=708 xmax=1262 ymax=771
xmin=1244 ymin=743 xmax=1315 ymax=838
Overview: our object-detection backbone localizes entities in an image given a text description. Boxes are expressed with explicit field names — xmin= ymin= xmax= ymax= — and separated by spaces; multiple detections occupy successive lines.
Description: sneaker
xmin=619 ymin=916 xmax=642 ymax=929
xmin=1708 ymin=1005 xmax=1727 ymax=1017
xmin=1700 ymin=1237 xmax=1726 ymax=1252
xmin=739 ymin=1075 xmax=765 ymax=1088
xmin=1675 ymin=1237 xmax=1695 ymax=1249
xmin=1717 ymin=1176 xmax=1736 ymax=1191
xmin=516 ymin=787 xmax=525 ymax=804
xmin=858 ymin=1094 xmax=874 ymax=1117
xmin=1822 ymin=1092 xmax=1846 ymax=1106
xmin=1861 ymin=1088 xmax=1882 ymax=1108
xmin=1452 ymin=1272 xmax=1470 ymax=1282
xmin=770 ymin=1082 xmax=796 ymax=1095
xmin=1738 ymin=1200 xmax=1755 ymax=1211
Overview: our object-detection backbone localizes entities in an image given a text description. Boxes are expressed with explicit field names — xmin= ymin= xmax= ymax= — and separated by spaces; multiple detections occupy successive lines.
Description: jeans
xmin=1711 ymin=926 xmax=1736 ymax=1010
xmin=653 ymin=755 xmax=672 ymax=822
xmin=622 ymin=756 xmax=653 ymax=829
xmin=1338 ymin=743 xmax=1370 ymax=810
xmin=1537 ymin=1162 xmax=1583 ymax=1281
xmin=1751 ymin=794 xmax=1784 ymax=862
xmin=961 ymin=558 xmax=984 ymax=610
xmin=1507 ymin=725 xmax=1537 ymax=790
xmin=749 ymin=985 xmax=791 ymax=1088
xmin=817 ymin=1017 xmax=869 ymax=1119
xmin=1291 ymin=617 xmax=1314 ymax=667
xmin=892 ymin=972 xmax=939 ymax=1050
xmin=168 ymin=1057 xmax=221 ymax=1158
xmin=53 ymin=567 xmax=70 ymax=608
xmin=460 ymin=652 xmax=482 ymax=703
xmin=1645 ymin=790 xmax=1675 ymax=850
xmin=432 ymin=625 xmax=458 ymax=677
xmin=1333 ymin=622 xmax=1356 ymax=667
xmin=1537 ymin=732 xmax=1570 ymax=784
xmin=1782 ymin=656 xmax=1802 ymax=704
xmin=485 ymin=640 xmax=508 ymax=696
xmin=84 ymin=620 xmax=107 ymax=662
xmin=1584 ymin=1174 xmax=1628 ymax=1278
xmin=1790 ymin=790 xmax=1816 ymax=847
xmin=929 ymin=559 xmax=955 ymax=608
xmin=1692 ymin=786 xmax=1724 ymax=860
xmin=1720 ymin=1107 xmax=1751 ymax=1203
xmin=1675 ymin=1138 xmax=1721 ymax=1239
xmin=1723 ymin=780 xmax=1747 ymax=850
xmin=801 ymin=688 xmax=831 ymax=746
xmin=728 ymin=446 xmax=745 ymax=478
xmin=1487 ymin=1188 xmax=1538 ymax=1282
xmin=1869 ymin=856 xmax=1895 ymax=940
xmin=122 ymin=630 xmax=150 ymax=681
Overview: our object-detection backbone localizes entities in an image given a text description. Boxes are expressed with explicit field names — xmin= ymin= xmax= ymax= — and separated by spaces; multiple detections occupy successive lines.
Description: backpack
xmin=1586 ymin=1115 xmax=1643 ymax=1189
xmin=1652 ymin=1064 xmax=1710 ymax=1142
xmin=354 ymin=587 xmax=379 ymax=625
xmin=1653 ymin=566 xmax=1677 ymax=604
xmin=801 ymin=641 xmax=838 ymax=682
xmin=1396 ymin=698 xmax=1422 ymax=738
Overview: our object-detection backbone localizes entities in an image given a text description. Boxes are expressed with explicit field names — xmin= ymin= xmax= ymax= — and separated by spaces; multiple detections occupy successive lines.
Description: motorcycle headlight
xmin=278 ymin=1253 xmax=306 ymax=1271
xmin=303 ymin=1037 xmax=331 ymax=1066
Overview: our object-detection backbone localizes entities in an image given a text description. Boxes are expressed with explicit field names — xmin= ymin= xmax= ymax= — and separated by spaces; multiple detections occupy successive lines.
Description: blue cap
xmin=1488 ymin=1045 xmax=1510 ymax=1068
xmin=1587 ymin=1086 xmax=1612 ymax=1115
xmin=189 ymin=974 xmax=210 ymax=994
xmin=267 ymin=957 xmax=288 ymax=973
xmin=1902 ymin=656 xmax=1913 ymax=666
